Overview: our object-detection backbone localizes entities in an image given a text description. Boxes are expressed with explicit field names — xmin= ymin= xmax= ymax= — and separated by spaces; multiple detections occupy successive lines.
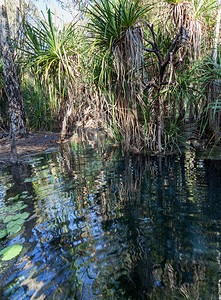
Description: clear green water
xmin=0 ymin=131 xmax=221 ymax=299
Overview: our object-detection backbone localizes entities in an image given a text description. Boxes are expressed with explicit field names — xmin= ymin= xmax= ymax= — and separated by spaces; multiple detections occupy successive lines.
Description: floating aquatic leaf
xmin=19 ymin=212 xmax=30 ymax=220
xmin=9 ymin=215 xmax=19 ymax=221
xmin=0 ymin=247 xmax=8 ymax=255
xmin=0 ymin=230 xmax=7 ymax=239
xmin=6 ymin=223 xmax=22 ymax=235
xmin=8 ymin=195 xmax=19 ymax=201
xmin=12 ymin=217 xmax=25 ymax=225
xmin=0 ymin=244 xmax=23 ymax=261
xmin=8 ymin=202 xmax=26 ymax=211
xmin=3 ymin=216 xmax=14 ymax=223
xmin=13 ymin=205 xmax=22 ymax=211
xmin=20 ymin=194 xmax=32 ymax=200
xmin=18 ymin=204 xmax=28 ymax=210
xmin=1 ymin=206 xmax=14 ymax=213
xmin=24 ymin=178 xmax=32 ymax=183
xmin=3 ymin=214 xmax=20 ymax=223
xmin=14 ymin=201 xmax=23 ymax=208
xmin=31 ymin=177 xmax=39 ymax=182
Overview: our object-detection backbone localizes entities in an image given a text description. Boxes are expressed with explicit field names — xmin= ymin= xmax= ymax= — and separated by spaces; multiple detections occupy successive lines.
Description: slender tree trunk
xmin=214 ymin=0 xmax=221 ymax=63
xmin=208 ymin=0 xmax=221 ymax=136
xmin=60 ymin=85 xmax=74 ymax=140
xmin=10 ymin=132 xmax=18 ymax=163
xmin=0 ymin=0 xmax=26 ymax=137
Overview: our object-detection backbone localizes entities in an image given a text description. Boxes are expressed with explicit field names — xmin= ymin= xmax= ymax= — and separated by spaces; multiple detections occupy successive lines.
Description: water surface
xmin=0 ymin=131 xmax=221 ymax=299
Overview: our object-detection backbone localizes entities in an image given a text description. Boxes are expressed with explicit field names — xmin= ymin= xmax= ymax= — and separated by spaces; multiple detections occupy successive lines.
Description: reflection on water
xmin=0 ymin=130 xmax=221 ymax=299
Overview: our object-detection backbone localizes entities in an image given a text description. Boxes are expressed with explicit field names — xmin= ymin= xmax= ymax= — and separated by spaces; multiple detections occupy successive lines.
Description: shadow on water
xmin=0 ymin=130 xmax=221 ymax=299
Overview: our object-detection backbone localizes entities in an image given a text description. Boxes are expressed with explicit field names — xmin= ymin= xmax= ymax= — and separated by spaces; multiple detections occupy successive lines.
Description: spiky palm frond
xmin=23 ymin=9 xmax=76 ymax=79
xmin=22 ymin=9 xmax=82 ymax=132
xmin=87 ymin=0 xmax=150 ymax=98
xmin=192 ymin=0 xmax=216 ymax=19
xmin=87 ymin=0 xmax=149 ymax=51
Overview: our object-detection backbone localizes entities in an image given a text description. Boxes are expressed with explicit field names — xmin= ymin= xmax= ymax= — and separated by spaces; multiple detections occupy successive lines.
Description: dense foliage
xmin=0 ymin=0 xmax=220 ymax=153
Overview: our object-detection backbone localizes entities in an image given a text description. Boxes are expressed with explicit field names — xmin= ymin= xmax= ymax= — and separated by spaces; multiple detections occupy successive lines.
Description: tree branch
xmin=144 ymin=37 xmax=155 ymax=49
xmin=160 ymin=26 xmax=189 ymax=83
xmin=144 ymin=22 xmax=163 ymax=65
xmin=143 ymin=47 xmax=155 ymax=53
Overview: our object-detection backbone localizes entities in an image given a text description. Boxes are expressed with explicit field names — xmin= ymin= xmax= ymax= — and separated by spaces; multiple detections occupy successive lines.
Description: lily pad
xmin=19 ymin=212 xmax=30 ymax=220
xmin=0 ymin=206 xmax=12 ymax=212
xmin=0 ymin=244 xmax=23 ymax=261
xmin=6 ymin=223 xmax=22 ymax=235
xmin=3 ymin=215 xmax=14 ymax=223
xmin=8 ymin=195 xmax=19 ymax=201
xmin=11 ymin=217 xmax=25 ymax=225
xmin=19 ymin=205 xmax=28 ymax=210
xmin=13 ymin=202 xmax=23 ymax=209
xmin=24 ymin=178 xmax=33 ymax=183
xmin=0 ymin=230 xmax=7 ymax=239
xmin=4 ymin=214 xmax=21 ymax=223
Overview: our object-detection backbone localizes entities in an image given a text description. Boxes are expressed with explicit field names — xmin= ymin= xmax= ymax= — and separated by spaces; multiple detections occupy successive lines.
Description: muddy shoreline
xmin=0 ymin=131 xmax=62 ymax=163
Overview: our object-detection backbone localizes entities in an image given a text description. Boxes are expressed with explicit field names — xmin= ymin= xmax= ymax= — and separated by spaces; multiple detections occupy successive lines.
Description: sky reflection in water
xmin=0 ymin=131 xmax=221 ymax=299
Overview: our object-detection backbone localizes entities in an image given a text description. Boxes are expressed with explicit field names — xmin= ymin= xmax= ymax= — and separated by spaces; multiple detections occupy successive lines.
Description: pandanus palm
xmin=165 ymin=0 xmax=216 ymax=60
xmin=23 ymin=9 xmax=77 ymax=120
xmin=87 ymin=0 xmax=149 ymax=150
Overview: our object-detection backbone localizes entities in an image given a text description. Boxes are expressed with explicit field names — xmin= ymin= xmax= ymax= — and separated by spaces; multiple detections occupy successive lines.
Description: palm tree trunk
xmin=0 ymin=0 xmax=26 ymax=137
xmin=213 ymin=0 xmax=221 ymax=63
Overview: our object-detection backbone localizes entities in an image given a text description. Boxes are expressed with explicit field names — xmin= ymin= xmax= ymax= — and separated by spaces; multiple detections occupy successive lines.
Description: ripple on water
xmin=0 ymin=137 xmax=221 ymax=299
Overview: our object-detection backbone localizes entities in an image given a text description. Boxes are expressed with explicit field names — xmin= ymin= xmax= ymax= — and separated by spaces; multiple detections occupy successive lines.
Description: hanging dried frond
xmin=113 ymin=24 xmax=144 ymax=102
xmin=166 ymin=0 xmax=216 ymax=60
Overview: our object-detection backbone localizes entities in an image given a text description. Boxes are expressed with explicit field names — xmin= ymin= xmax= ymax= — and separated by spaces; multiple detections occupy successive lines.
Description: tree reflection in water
xmin=0 ymin=131 xmax=220 ymax=299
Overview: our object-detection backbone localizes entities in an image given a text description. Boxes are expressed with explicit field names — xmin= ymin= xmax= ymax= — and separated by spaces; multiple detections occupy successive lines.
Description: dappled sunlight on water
xmin=0 ymin=131 xmax=221 ymax=299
